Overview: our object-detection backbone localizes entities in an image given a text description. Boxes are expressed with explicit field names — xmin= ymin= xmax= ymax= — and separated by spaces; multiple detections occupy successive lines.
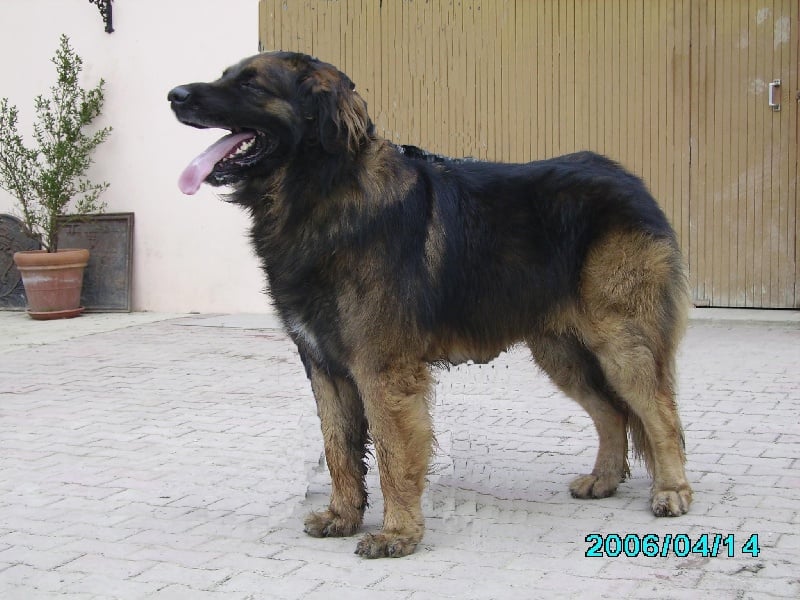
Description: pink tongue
xmin=178 ymin=131 xmax=256 ymax=195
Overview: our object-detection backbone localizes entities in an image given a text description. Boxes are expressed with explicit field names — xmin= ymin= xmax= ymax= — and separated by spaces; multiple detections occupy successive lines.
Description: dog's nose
xmin=168 ymin=86 xmax=191 ymax=104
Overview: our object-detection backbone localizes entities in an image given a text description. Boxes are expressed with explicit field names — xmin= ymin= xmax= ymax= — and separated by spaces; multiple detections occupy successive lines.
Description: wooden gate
xmin=690 ymin=0 xmax=798 ymax=307
xmin=259 ymin=0 xmax=798 ymax=308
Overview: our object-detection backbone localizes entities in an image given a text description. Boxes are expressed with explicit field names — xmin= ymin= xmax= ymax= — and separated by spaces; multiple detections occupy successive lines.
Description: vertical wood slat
xmin=734 ymin=0 xmax=747 ymax=305
xmin=708 ymin=0 xmax=720 ymax=305
xmin=719 ymin=1 xmax=732 ymax=305
xmin=777 ymin=0 xmax=797 ymax=308
xmin=259 ymin=0 xmax=797 ymax=308
xmin=791 ymin=0 xmax=800 ymax=307
xmin=678 ymin=0 xmax=692 ymax=269
xmin=690 ymin=0 xmax=710 ymax=305
xmin=706 ymin=0 xmax=719 ymax=305
xmin=743 ymin=0 xmax=754 ymax=306
xmin=764 ymin=0 xmax=777 ymax=306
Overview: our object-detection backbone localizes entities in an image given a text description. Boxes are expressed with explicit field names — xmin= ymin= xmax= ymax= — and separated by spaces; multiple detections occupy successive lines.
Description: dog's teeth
xmin=237 ymin=139 xmax=255 ymax=154
xmin=221 ymin=137 xmax=256 ymax=163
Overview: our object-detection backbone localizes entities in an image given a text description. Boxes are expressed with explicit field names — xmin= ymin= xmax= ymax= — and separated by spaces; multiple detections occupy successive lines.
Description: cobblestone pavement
xmin=0 ymin=311 xmax=798 ymax=599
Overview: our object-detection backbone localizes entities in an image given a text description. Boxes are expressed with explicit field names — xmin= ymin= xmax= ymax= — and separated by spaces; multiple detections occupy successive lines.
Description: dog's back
xmin=390 ymin=150 xmax=683 ymax=353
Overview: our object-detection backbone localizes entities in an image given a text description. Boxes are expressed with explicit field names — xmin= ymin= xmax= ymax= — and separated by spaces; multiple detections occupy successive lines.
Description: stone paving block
xmin=0 ymin=531 xmax=67 ymax=552
xmin=146 ymin=583 xmax=253 ymax=599
xmin=214 ymin=571 xmax=322 ymax=598
xmin=59 ymin=572 xmax=163 ymax=598
xmin=125 ymin=546 xmax=223 ymax=570
xmin=375 ymin=571 xmax=541 ymax=600
xmin=57 ymin=554 xmax=155 ymax=579
xmin=290 ymin=561 xmax=393 ymax=588
xmin=0 ymin=563 xmax=86 ymax=592
xmin=694 ymin=570 xmax=800 ymax=597
xmin=304 ymin=583 xmax=413 ymax=600
xmin=0 ymin=545 xmax=85 ymax=571
xmin=131 ymin=562 xmax=232 ymax=589
xmin=628 ymin=584 xmax=708 ymax=600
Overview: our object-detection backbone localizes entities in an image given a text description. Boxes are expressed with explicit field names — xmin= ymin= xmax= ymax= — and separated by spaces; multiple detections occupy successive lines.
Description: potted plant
xmin=0 ymin=34 xmax=111 ymax=319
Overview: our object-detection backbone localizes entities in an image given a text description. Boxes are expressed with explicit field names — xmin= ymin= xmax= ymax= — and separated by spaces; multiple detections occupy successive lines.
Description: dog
xmin=168 ymin=51 xmax=692 ymax=558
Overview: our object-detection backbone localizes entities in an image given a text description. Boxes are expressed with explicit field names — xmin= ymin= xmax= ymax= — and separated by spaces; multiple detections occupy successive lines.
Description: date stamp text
xmin=585 ymin=533 xmax=760 ymax=558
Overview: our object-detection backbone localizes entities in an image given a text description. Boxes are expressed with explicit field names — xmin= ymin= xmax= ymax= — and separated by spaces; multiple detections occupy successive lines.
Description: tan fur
xmin=351 ymin=360 xmax=434 ymax=558
xmin=572 ymin=230 xmax=691 ymax=514
xmin=304 ymin=366 xmax=368 ymax=537
xmin=302 ymin=61 xmax=371 ymax=153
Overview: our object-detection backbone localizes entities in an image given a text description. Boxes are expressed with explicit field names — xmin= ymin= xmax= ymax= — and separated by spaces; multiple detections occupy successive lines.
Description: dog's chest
xmin=285 ymin=314 xmax=323 ymax=361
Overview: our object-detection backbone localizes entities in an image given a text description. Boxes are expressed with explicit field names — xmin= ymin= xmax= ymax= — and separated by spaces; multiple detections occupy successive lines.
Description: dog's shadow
xmin=301 ymin=431 xmax=654 ymax=546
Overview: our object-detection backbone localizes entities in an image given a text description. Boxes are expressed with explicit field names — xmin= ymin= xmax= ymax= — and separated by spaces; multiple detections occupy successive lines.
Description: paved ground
xmin=0 ymin=309 xmax=798 ymax=599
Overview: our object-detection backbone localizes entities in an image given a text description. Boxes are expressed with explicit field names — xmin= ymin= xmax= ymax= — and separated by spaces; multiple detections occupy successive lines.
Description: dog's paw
xmin=569 ymin=473 xmax=620 ymax=499
xmin=355 ymin=531 xmax=419 ymax=558
xmin=651 ymin=485 xmax=692 ymax=517
xmin=303 ymin=510 xmax=361 ymax=538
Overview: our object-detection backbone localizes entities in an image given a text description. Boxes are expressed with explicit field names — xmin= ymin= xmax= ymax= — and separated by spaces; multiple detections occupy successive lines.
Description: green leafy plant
xmin=0 ymin=34 xmax=111 ymax=252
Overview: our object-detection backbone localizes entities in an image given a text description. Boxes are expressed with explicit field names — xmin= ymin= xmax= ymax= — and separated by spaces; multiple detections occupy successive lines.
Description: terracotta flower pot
xmin=12 ymin=248 xmax=90 ymax=320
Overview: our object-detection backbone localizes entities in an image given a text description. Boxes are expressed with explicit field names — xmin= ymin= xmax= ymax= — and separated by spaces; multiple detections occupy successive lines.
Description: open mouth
xmin=178 ymin=129 xmax=277 ymax=195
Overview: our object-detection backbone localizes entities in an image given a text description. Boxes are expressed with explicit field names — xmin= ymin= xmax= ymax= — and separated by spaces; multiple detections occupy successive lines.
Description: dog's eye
xmin=239 ymin=79 xmax=267 ymax=94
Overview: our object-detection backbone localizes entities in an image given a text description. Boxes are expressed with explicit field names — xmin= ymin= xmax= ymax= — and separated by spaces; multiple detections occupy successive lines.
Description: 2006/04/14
xmin=585 ymin=533 xmax=760 ymax=558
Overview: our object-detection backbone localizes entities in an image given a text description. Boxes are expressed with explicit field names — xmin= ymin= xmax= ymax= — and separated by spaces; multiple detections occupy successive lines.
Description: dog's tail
xmin=628 ymin=413 xmax=654 ymax=475
xmin=627 ymin=279 xmax=689 ymax=476
xmin=627 ymin=403 xmax=686 ymax=477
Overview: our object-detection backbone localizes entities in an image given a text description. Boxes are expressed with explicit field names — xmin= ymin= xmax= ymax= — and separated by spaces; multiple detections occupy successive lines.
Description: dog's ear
xmin=300 ymin=62 xmax=372 ymax=154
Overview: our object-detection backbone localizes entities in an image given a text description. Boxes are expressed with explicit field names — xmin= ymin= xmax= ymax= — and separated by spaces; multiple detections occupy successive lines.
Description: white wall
xmin=0 ymin=0 xmax=271 ymax=313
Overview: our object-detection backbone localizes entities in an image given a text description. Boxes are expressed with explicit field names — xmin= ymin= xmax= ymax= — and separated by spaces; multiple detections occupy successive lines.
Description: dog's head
xmin=168 ymin=51 xmax=372 ymax=194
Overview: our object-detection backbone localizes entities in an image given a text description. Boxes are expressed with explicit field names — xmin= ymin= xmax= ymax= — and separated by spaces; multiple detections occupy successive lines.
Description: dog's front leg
xmin=352 ymin=361 xmax=433 ymax=558
xmin=303 ymin=363 xmax=369 ymax=538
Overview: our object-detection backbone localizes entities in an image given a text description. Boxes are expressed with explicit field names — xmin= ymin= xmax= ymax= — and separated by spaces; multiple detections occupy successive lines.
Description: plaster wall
xmin=0 ymin=0 xmax=270 ymax=313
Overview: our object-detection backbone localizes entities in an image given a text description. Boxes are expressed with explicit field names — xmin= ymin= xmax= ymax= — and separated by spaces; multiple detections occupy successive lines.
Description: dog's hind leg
xmin=585 ymin=322 xmax=692 ymax=516
xmin=303 ymin=364 xmax=369 ymax=538
xmin=528 ymin=334 xmax=630 ymax=499
xmin=351 ymin=360 xmax=433 ymax=558
xmin=579 ymin=232 xmax=692 ymax=516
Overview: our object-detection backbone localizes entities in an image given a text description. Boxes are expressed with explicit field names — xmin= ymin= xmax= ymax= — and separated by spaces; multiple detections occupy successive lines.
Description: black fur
xmin=168 ymin=50 xmax=678 ymax=378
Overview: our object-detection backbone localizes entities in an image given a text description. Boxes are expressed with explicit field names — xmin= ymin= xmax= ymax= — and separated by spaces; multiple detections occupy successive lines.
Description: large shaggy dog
xmin=168 ymin=51 xmax=692 ymax=558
